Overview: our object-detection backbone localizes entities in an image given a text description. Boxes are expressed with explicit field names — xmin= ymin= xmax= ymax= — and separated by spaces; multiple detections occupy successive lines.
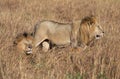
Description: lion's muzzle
xmin=95 ymin=31 xmax=104 ymax=39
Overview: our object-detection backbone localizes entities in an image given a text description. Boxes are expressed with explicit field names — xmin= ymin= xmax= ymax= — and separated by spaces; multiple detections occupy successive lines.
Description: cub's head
xmin=14 ymin=32 xmax=33 ymax=55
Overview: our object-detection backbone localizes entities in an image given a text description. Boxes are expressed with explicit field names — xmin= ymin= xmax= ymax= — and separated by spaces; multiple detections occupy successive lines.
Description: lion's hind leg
xmin=34 ymin=36 xmax=47 ymax=48
xmin=42 ymin=41 xmax=50 ymax=52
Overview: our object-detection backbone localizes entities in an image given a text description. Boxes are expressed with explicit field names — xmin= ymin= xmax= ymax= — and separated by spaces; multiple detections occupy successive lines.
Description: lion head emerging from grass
xmin=13 ymin=33 xmax=33 ymax=55
xmin=13 ymin=33 xmax=50 ymax=55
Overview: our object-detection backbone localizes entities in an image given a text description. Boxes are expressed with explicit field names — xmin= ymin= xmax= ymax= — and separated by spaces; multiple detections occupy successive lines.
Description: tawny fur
xmin=33 ymin=16 xmax=104 ymax=49
xmin=14 ymin=16 xmax=104 ymax=53
xmin=14 ymin=33 xmax=33 ymax=54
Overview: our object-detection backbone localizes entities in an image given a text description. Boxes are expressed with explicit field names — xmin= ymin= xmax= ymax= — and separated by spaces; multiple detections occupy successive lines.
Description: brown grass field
xmin=0 ymin=0 xmax=120 ymax=79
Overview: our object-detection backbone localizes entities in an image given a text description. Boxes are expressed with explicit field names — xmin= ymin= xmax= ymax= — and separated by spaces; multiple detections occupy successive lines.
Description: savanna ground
xmin=0 ymin=0 xmax=120 ymax=79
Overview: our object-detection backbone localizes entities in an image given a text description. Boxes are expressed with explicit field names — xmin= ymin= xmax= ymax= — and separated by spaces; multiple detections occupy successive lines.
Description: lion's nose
xmin=102 ymin=31 xmax=104 ymax=34
xmin=28 ymin=45 xmax=32 ymax=48
xmin=96 ymin=35 xmax=100 ymax=37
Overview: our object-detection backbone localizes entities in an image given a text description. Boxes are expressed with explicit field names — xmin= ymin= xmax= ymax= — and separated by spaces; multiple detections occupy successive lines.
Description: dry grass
xmin=0 ymin=0 xmax=120 ymax=79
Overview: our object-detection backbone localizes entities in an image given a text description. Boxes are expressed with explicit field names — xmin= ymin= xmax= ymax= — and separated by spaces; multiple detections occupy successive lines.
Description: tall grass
xmin=0 ymin=0 xmax=120 ymax=79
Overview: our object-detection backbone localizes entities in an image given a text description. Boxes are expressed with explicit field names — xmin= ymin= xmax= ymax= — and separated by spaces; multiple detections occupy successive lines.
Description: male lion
xmin=13 ymin=33 xmax=33 ymax=55
xmin=33 ymin=16 xmax=104 ymax=50
xmin=14 ymin=33 xmax=50 ymax=55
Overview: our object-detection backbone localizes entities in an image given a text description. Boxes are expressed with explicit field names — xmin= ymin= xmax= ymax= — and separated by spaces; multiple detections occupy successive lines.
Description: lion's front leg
xmin=70 ymin=28 xmax=78 ymax=48
xmin=70 ymin=20 xmax=80 ymax=48
xmin=70 ymin=37 xmax=78 ymax=48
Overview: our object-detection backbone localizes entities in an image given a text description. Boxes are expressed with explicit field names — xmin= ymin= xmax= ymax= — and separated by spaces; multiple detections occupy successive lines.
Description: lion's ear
xmin=90 ymin=15 xmax=96 ymax=19
xmin=89 ymin=18 xmax=96 ymax=26
xmin=23 ymin=32 xmax=28 ymax=37
xmin=90 ymin=21 xmax=94 ymax=25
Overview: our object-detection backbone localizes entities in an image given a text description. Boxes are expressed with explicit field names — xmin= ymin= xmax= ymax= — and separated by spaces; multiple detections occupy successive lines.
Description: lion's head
xmin=78 ymin=16 xmax=104 ymax=46
xmin=14 ymin=33 xmax=33 ymax=55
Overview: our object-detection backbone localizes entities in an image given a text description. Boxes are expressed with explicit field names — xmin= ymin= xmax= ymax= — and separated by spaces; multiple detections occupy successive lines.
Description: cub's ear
xmin=23 ymin=32 xmax=28 ymax=37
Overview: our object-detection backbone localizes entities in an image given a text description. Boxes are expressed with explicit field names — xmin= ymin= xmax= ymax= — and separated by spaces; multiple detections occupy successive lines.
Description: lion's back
xmin=34 ymin=20 xmax=72 ymax=45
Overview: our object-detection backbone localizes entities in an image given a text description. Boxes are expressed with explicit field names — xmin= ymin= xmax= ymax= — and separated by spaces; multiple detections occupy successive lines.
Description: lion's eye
xmin=24 ymin=43 xmax=29 ymax=46
xmin=98 ymin=25 xmax=102 ymax=30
